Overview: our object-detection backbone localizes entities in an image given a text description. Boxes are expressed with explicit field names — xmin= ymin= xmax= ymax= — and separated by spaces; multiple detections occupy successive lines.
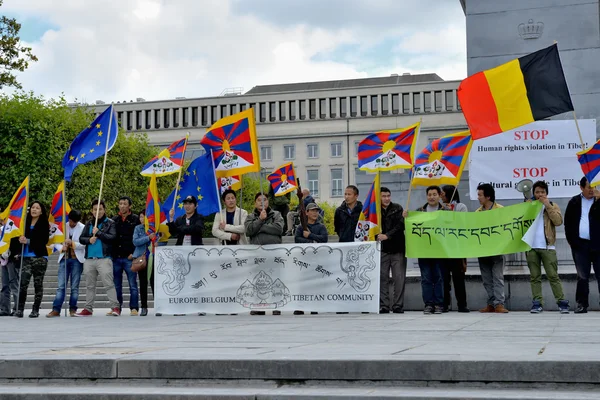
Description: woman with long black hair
xmin=10 ymin=201 xmax=50 ymax=318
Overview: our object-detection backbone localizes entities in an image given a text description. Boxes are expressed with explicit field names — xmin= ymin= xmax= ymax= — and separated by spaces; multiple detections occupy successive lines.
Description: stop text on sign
xmin=514 ymin=130 xmax=549 ymax=141
xmin=513 ymin=167 xmax=548 ymax=178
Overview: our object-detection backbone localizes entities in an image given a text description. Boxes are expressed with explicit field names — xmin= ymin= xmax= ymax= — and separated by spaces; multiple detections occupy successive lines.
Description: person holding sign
xmin=475 ymin=184 xmax=509 ymax=313
xmin=404 ymin=186 xmax=445 ymax=315
xmin=526 ymin=181 xmax=569 ymax=314
xmin=565 ymin=177 xmax=600 ymax=314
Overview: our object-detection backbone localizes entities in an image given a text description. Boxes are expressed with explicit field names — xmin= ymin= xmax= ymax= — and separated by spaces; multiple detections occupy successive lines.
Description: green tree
xmin=0 ymin=92 xmax=175 ymax=216
xmin=0 ymin=1 xmax=38 ymax=89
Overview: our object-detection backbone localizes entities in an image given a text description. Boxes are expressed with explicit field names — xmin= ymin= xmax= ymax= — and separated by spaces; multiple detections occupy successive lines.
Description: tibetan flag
xmin=267 ymin=162 xmax=297 ymax=196
xmin=145 ymin=173 xmax=170 ymax=243
xmin=200 ymin=108 xmax=260 ymax=177
xmin=357 ymin=122 xmax=420 ymax=172
xmin=458 ymin=44 xmax=573 ymax=140
xmin=0 ymin=176 xmax=29 ymax=253
xmin=162 ymin=153 xmax=221 ymax=220
xmin=63 ymin=104 xmax=119 ymax=182
xmin=140 ymin=135 xmax=188 ymax=177
xmin=218 ymin=175 xmax=241 ymax=194
xmin=47 ymin=181 xmax=72 ymax=253
xmin=354 ymin=173 xmax=381 ymax=242
xmin=412 ymin=131 xmax=473 ymax=187
xmin=578 ymin=140 xmax=600 ymax=187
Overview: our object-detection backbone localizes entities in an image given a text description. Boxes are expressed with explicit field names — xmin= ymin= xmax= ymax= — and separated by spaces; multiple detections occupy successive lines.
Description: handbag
xmin=131 ymin=253 xmax=147 ymax=272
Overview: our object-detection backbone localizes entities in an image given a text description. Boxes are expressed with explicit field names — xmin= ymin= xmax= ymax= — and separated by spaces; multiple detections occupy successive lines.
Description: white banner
xmin=469 ymin=120 xmax=596 ymax=200
xmin=154 ymin=242 xmax=380 ymax=315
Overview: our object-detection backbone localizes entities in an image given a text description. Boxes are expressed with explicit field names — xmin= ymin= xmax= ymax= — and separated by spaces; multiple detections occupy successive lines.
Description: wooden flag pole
xmin=94 ymin=105 xmax=113 ymax=229
xmin=170 ymin=132 xmax=190 ymax=219
xmin=572 ymin=111 xmax=587 ymax=150
xmin=238 ymin=175 xmax=243 ymax=225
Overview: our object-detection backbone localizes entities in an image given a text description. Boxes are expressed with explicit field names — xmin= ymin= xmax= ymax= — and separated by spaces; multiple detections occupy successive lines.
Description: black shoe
xmin=379 ymin=307 xmax=390 ymax=314
xmin=575 ymin=306 xmax=588 ymax=314
xmin=458 ymin=307 xmax=471 ymax=313
xmin=155 ymin=313 xmax=162 ymax=316
xmin=293 ymin=310 xmax=304 ymax=315
xmin=442 ymin=307 xmax=450 ymax=313
xmin=392 ymin=307 xmax=404 ymax=314
xmin=250 ymin=311 xmax=266 ymax=315
xmin=310 ymin=312 xmax=318 ymax=315
xmin=0 ymin=311 xmax=10 ymax=316
xmin=336 ymin=312 xmax=349 ymax=314
xmin=140 ymin=308 xmax=148 ymax=316
xmin=10 ymin=310 xmax=16 ymax=316
xmin=272 ymin=310 xmax=281 ymax=315
xmin=29 ymin=310 xmax=39 ymax=318
xmin=15 ymin=310 xmax=23 ymax=318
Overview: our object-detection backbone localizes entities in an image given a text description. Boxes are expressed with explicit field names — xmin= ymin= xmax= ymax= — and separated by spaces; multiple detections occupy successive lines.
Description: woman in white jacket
xmin=212 ymin=189 xmax=248 ymax=245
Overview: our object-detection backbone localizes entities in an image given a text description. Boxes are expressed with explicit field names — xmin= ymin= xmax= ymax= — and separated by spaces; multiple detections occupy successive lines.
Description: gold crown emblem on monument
xmin=518 ymin=19 xmax=544 ymax=39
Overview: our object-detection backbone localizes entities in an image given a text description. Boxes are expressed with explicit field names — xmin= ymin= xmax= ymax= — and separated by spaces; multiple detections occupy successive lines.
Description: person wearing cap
xmin=168 ymin=195 xmax=204 ymax=246
xmin=294 ymin=203 xmax=328 ymax=244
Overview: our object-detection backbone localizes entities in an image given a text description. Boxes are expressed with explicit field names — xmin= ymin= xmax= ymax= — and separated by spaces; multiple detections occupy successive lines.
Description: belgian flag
xmin=458 ymin=44 xmax=573 ymax=140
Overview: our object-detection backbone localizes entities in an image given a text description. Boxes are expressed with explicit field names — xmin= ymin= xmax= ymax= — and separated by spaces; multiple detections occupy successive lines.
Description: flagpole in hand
xmin=171 ymin=132 xmax=190 ymax=220
xmin=94 ymin=104 xmax=114 ymax=229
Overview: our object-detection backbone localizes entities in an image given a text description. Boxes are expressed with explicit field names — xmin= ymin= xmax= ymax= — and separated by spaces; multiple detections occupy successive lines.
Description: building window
xmin=289 ymin=100 xmax=297 ymax=121
xmin=211 ymin=106 xmax=218 ymax=125
xmin=457 ymin=95 xmax=462 ymax=110
xmin=201 ymin=106 xmax=208 ymax=126
xmin=371 ymin=96 xmax=378 ymax=116
xmin=154 ymin=110 xmax=160 ymax=129
xmin=240 ymin=104 xmax=247 ymax=111
xmin=354 ymin=140 xmax=360 ymax=156
xmin=269 ymin=102 xmax=276 ymax=122
xmin=260 ymin=145 xmax=272 ymax=161
xmin=329 ymin=98 xmax=336 ymax=118
xmin=381 ymin=94 xmax=389 ymax=115
xmin=307 ymin=143 xmax=319 ymax=159
xmin=434 ymin=91 xmax=442 ymax=112
xmin=402 ymin=93 xmax=410 ymax=114
xmin=340 ymin=97 xmax=347 ymax=117
xmin=299 ymin=100 xmax=306 ymax=120
xmin=331 ymin=169 xmax=343 ymax=197
xmin=186 ymin=148 xmax=206 ymax=161
xmin=424 ymin=92 xmax=432 ymax=113
xmin=319 ymin=98 xmax=326 ymax=119
xmin=350 ymin=97 xmax=357 ymax=117
xmin=307 ymin=169 xmax=319 ymax=197
xmin=145 ymin=110 xmax=151 ymax=129
xmin=135 ymin=110 xmax=142 ymax=130
xmin=284 ymin=144 xmax=295 ymax=160
xmin=392 ymin=94 xmax=399 ymax=115
xmin=360 ymin=96 xmax=367 ymax=116
xmin=220 ymin=105 xmax=227 ymax=119
xmin=279 ymin=102 xmax=286 ymax=121
xmin=230 ymin=104 xmax=237 ymax=115
xmin=117 ymin=111 xmax=123 ymax=126
xmin=126 ymin=111 xmax=133 ymax=130
xmin=331 ymin=142 xmax=342 ymax=158
xmin=163 ymin=109 xmax=170 ymax=128
xmin=260 ymin=168 xmax=269 ymax=181
xmin=309 ymin=99 xmax=316 ymax=119
xmin=192 ymin=107 xmax=198 ymax=126
xmin=445 ymin=91 xmax=454 ymax=111
xmin=259 ymin=102 xmax=266 ymax=123
xmin=173 ymin=108 xmax=179 ymax=128
xmin=413 ymin=93 xmax=421 ymax=113
xmin=182 ymin=108 xmax=189 ymax=127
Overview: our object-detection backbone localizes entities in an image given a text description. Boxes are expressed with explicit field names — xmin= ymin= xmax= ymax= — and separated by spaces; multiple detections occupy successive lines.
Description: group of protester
xmin=0 ymin=176 xmax=598 ymax=317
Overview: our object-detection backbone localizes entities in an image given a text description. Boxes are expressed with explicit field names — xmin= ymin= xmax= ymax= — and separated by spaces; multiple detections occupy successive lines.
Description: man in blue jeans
xmin=47 ymin=210 xmax=86 ymax=317
xmin=112 ymin=196 xmax=140 ymax=316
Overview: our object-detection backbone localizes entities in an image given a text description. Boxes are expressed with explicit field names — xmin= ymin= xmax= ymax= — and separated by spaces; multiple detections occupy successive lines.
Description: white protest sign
xmin=154 ymin=242 xmax=380 ymax=314
xmin=469 ymin=119 xmax=596 ymax=200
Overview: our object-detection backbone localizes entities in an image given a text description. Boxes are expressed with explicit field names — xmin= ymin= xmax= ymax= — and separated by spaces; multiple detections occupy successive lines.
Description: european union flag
xmin=162 ymin=153 xmax=221 ymax=219
xmin=62 ymin=104 xmax=119 ymax=182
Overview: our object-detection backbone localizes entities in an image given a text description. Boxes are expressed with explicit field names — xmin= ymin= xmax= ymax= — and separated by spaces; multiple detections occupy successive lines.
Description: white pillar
xmin=408 ymin=94 xmax=414 ymax=114
xmin=441 ymin=90 xmax=447 ymax=112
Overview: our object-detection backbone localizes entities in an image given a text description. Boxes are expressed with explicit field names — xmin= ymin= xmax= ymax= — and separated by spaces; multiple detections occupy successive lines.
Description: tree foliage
xmin=0 ymin=1 xmax=38 ymax=89
xmin=0 ymin=92 xmax=175 ymax=216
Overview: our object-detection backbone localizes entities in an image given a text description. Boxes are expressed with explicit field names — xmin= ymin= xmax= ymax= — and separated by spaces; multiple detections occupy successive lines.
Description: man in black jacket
xmin=76 ymin=199 xmax=120 ymax=317
xmin=377 ymin=187 xmax=406 ymax=314
xmin=334 ymin=185 xmax=363 ymax=242
xmin=564 ymin=176 xmax=600 ymax=313
xmin=112 ymin=196 xmax=140 ymax=316
xmin=168 ymin=195 xmax=204 ymax=246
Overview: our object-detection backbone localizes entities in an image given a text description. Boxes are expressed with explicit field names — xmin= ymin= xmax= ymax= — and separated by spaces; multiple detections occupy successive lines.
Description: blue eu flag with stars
xmin=162 ymin=153 xmax=221 ymax=219
xmin=62 ymin=104 xmax=119 ymax=182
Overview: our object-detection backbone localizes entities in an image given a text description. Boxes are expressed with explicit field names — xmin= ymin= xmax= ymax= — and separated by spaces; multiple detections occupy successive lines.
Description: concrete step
xmin=0 ymin=381 xmax=598 ymax=399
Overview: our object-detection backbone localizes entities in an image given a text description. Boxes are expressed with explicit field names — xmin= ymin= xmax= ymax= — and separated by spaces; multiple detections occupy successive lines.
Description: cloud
xmin=1 ymin=0 xmax=466 ymax=102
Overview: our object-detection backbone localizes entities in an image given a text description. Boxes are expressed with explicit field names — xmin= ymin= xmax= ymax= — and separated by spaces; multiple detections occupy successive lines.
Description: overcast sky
xmin=3 ymin=0 xmax=466 ymax=103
